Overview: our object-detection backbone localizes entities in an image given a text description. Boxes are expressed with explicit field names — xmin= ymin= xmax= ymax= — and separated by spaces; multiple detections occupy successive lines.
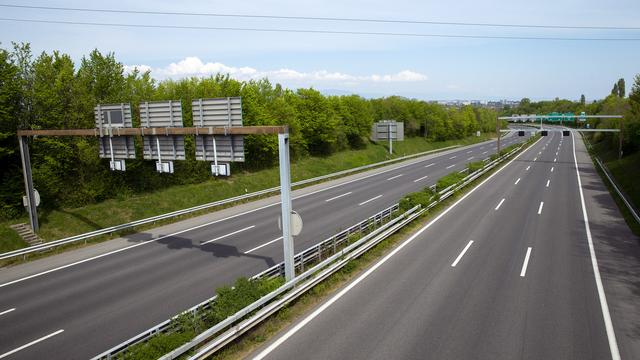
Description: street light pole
xmin=278 ymin=131 xmax=295 ymax=281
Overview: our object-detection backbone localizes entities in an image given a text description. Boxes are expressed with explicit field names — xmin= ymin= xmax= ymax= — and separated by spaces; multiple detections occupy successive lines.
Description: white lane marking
xmin=479 ymin=146 xmax=484 ymax=149
xmin=425 ymin=163 xmax=435 ymax=168
xmin=538 ymin=151 xmax=542 ymax=155
xmin=533 ymin=157 xmax=537 ymax=161
xmin=244 ymin=237 xmax=282 ymax=254
xmin=495 ymin=198 xmax=506 ymax=210
xmin=482 ymin=151 xmax=488 ymax=155
xmin=571 ymin=131 xmax=621 ymax=360
xmin=526 ymin=166 xmax=531 ymax=171
xmin=451 ymin=240 xmax=474 ymax=267
xmin=252 ymin=136 xmax=544 ymax=360
xmin=520 ymin=247 xmax=532 ymax=277
xmin=550 ymin=166 xmax=554 ymax=172
xmin=0 ymin=142 xmax=480 ymax=289
xmin=325 ymin=191 xmax=352 ymax=202
xmin=546 ymin=179 xmax=550 ymax=187
xmin=386 ymin=174 xmax=404 ymax=181
xmin=515 ymin=178 xmax=521 ymax=185
xmin=466 ymin=150 xmax=473 ymax=154
xmin=0 ymin=329 xmax=64 ymax=359
xmin=537 ymin=202 xmax=544 ymax=215
xmin=449 ymin=156 xmax=457 ymax=159
xmin=554 ymin=158 xmax=557 ymax=162
xmin=358 ymin=194 xmax=382 ymax=206
xmin=0 ymin=308 xmax=15 ymax=316
xmin=556 ymin=151 xmax=558 ymax=156
xmin=446 ymin=164 xmax=455 ymax=169
xmin=467 ymin=156 xmax=474 ymax=160
xmin=413 ymin=175 xmax=429 ymax=183
xmin=200 ymin=225 xmax=255 ymax=245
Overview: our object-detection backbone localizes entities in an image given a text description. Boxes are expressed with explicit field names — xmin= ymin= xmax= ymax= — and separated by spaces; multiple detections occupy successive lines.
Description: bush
xmin=399 ymin=187 xmax=438 ymax=212
xmin=467 ymin=161 xmax=484 ymax=172
xmin=436 ymin=171 xmax=466 ymax=191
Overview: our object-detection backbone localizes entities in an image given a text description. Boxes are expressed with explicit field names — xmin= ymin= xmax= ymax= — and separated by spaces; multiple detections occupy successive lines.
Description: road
xmin=252 ymin=130 xmax=640 ymax=360
xmin=0 ymin=133 xmax=529 ymax=359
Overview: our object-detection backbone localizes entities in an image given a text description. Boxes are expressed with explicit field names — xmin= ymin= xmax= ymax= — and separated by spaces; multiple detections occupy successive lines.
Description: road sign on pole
xmin=140 ymin=100 xmax=186 ymax=173
xmin=371 ymin=120 xmax=404 ymax=154
xmin=95 ymin=103 xmax=136 ymax=171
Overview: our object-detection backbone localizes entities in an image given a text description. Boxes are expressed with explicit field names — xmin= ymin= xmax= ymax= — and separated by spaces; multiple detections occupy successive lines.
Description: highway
xmin=0 ymin=133 xmax=529 ymax=359
xmin=252 ymin=131 xmax=640 ymax=360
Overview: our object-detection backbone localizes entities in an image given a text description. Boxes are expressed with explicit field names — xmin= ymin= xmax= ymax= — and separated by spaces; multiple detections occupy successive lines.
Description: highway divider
xmin=92 ymin=134 xmax=535 ymax=360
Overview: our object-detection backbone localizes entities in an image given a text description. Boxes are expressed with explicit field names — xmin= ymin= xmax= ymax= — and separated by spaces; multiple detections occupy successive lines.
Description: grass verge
xmin=1 ymin=134 xmax=495 ymax=257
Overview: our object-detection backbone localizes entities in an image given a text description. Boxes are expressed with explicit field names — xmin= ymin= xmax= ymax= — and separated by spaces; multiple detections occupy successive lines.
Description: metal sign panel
xmin=98 ymin=136 xmax=136 ymax=159
xmin=371 ymin=121 xmax=404 ymax=141
xmin=140 ymin=100 xmax=186 ymax=161
xmin=192 ymin=97 xmax=243 ymax=127
xmin=94 ymin=103 xmax=133 ymax=128
xmin=195 ymin=135 xmax=245 ymax=162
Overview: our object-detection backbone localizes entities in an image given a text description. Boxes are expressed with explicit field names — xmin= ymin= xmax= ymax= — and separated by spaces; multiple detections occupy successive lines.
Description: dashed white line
xmin=495 ymin=198 xmax=506 ymax=210
xmin=546 ymin=179 xmax=550 ymax=187
xmin=467 ymin=156 xmax=474 ymax=160
xmin=0 ymin=329 xmax=64 ymax=359
xmin=520 ymin=247 xmax=532 ymax=277
xmin=0 ymin=308 xmax=15 ymax=316
xmin=244 ymin=237 xmax=283 ymax=254
xmin=451 ymin=240 xmax=474 ymax=267
xmin=200 ymin=225 xmax=256 ymax=245
xmin=449 ymin=156 xmax=457 ymax=159
xmin=413 ymin=175 xmax=429 ymax=183
xmin=537 ymin=201 xmax=544 ymax=215
xmin=526 ymin=166 xmax=531 ymax=171
xmin=554 ymin=158 xmax=557 ymax=162
xmin=482 ymin=151 xmax=488 ymax=155
xmin=556 ymin=151 xmax=558 ymax=156
xmin=550 ymin=166 xmax=554 ymax=172
xmin=386 ymin=174 xmax=404 ymax=181
xmin=425 ymin=163 xmax=435 ymax=168
xmin=533 ymin=157 xmax=537 ymax=161
xmin=325 ymin=192 xmax=352 ymax=202
xmin=358 ymin=194 xmax=382 ymax=206
xmin=515 ymin=178 xmax=521 ymax=185
xmin=466 ymin=150 xmax=473 ymax=154
xmin=446 ymin=164 xmax=455 ymax=169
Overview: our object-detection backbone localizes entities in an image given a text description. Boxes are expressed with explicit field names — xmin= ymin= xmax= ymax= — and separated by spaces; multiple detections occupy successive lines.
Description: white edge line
xmin=200 ymin=225 xmax=256 ymax=246
xmin=0 ymin=308 xmax=15 ymax=316
xmin=244 ymin=237 xmax=283 ymax=254
xmin=358 ymin=194 xmax=383 ymax=206
xmin=413 ymin=175 xmax=429 ymax=183
xmin=495 ymin=198 xmax=506 ymax=210
xmin=324 ymin=192 xmax=352 ymax=203
xmin=251 ymin=136 xmax=543 ymax=360
xmin=571 ymin=131 xmax=621 ymax=360
xmin=451 ymin=240 xmax=474 ymax=267
xmin=520 ymin=247 xmax=532 ymax=277
xmin=0 ymin=329 xmax=64 ymax=359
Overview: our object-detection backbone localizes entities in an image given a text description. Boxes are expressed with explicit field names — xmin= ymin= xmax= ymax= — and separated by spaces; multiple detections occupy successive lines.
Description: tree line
xmin=0 ymin=43 xmax=498 ymax=219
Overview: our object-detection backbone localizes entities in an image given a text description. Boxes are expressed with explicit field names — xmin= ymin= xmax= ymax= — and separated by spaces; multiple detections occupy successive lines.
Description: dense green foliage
xmin=125 ymin=276 xmax=283 ymax=360
xmin=436 ymin=171 xmax=466 ymax=191
xmin=0 ymin=43 xmax=499 ymax=219
xmin=399 ymin=187 xmax=439 ymax=212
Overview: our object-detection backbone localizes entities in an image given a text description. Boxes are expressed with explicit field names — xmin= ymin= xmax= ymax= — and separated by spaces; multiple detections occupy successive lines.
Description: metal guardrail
xmin=2 ymin=145 xmax=463 ymax=261
xmin=594 ymin=157 xmax=640 ymax=225
xmin=92 ymin=204 xmax=400 ymax=360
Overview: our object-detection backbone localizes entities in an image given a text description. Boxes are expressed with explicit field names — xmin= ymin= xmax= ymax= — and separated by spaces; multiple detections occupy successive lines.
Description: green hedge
xmin=399 ymin=187 xmax=439 ymax=212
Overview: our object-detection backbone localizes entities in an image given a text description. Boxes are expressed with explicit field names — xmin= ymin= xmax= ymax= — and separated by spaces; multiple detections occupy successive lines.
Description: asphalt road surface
xmin=252 ymin=130 xmax=640 ymax=360
xmin=0 ymin=133 xmax=529 ymax=359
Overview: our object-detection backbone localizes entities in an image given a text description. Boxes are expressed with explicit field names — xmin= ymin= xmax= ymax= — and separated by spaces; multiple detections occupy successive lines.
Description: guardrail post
xmin=18 ymin=135 xmax=39 ymax=232
xmin=278 ymin=132 xmax=295 ymax=281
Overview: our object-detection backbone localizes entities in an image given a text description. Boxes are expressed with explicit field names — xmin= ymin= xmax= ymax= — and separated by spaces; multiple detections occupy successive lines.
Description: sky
xmin=0 ymin=0 xmax=639 ymax=101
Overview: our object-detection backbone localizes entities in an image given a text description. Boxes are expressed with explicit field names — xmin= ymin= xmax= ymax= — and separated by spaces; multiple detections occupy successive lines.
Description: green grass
xmin=0 ymin=134 xmax=496 ymax=253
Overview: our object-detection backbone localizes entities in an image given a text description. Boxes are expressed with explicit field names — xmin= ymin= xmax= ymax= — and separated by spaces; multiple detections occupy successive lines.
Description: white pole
xmin=156 ymin=136 xmax=162 ymax=173
xmin=278 ymin=132 xmax=295 ymax=281
xmin=212 ymin=136 xmax=219 ymax=176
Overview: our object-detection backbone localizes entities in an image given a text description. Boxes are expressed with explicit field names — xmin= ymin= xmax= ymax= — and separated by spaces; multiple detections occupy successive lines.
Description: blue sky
xmin=1 ymin=0 xmax=638 ymax=101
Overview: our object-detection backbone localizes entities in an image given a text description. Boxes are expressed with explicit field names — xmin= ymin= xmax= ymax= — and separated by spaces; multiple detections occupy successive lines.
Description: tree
xmin=580 ymin=94 xmax=586 ymax=105
xmin=612 ymin=82 xmax=619 ymax=97
xmin=617 ymin=78 xmax=626 ymax=98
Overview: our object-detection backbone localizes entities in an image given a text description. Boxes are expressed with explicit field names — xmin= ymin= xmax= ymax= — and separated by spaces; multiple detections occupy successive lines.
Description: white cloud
xmin=124 ymin=57 xmax=427 ymax=85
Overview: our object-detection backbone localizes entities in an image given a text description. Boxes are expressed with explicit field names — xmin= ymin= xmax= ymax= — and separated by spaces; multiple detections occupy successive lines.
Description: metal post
xmin=619 ymin=118 xmax=623 ymax=160
xmin=278 ymin=132 xmax=295 ymax=281
xmin=388 ymin=122 xmax=392 ymax=155
xmin=496 ymin=116 xmax=501 ymax=155
xmin=18 ymin=136 xmax=39 ymax=232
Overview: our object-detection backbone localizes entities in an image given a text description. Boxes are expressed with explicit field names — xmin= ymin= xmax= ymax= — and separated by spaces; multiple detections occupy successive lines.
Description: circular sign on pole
xmin=277 ymin=210 xmax=303 ymax=236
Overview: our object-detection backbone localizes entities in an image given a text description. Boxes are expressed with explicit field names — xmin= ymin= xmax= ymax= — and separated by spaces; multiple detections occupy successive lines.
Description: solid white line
xmin=515 ymin=178 xmax=521 ymax=185
xmin=244 ymin=237 xmax=282 ymax=254
xmin=425 ymin=163 xmax=435 ymax=168
xmin=0 ymin=308 xmax=15 ymax=316
xmin=446 ymin=164 xmax=455 ymax=169
xmin=546 ymin=179 xmax=550 ymax=187
xmin=467 ymin=156 xmax=474 ymax=160
xmin=324 ymin=192 xmax=352 ymax=202
xmin=537 ymin=202 xmax=544 ymax=215
xmin=358 ymin=194 xmax=382 ymax=206
xmin=495 ymin=198 xmax=506 ymax=210
xmin=571 ymin=131 xmax=620 ymax=359
xmin=520 ymin=247 xmax=532 ymax=277
xmin=526 ymin=166 xmax=531 ymax=171
xmin=0 ymin=329 xmax=64 ymax=359
xmin=200 ymin=225 xmax=255 ymax=245
xmin=550 ymin=166 xmax=554 ymax=172
xmin=413 ymin=175 xmax=429 ymax=183
xmin=451 ymin=240 xmax=474 ymax=267
xmin=386 ymin=174 xmax=404 ymax=181
xmin=449 ymin=156 xmax=457 ymax=159
xmin=252 ymin=136 xmax=544 ymax=360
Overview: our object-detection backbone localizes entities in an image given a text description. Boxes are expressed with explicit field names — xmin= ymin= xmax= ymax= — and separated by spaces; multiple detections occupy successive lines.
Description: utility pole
xmin=496 ymin=116 xmax=501 ymax=155
xmin=18 ymin=136 xmax=39 ymax=232
xmin=278 ymin=131 xmax=295 ymax=281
